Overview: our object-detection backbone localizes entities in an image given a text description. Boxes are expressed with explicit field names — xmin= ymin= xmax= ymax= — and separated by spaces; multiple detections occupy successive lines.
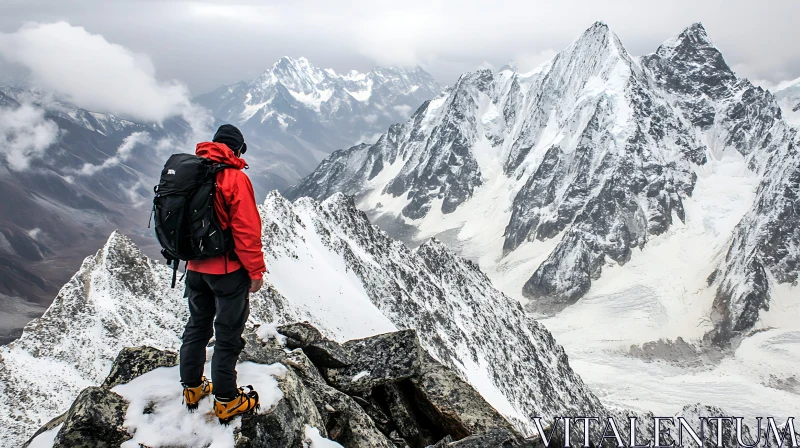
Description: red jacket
xmin=187 ymin=142 xmax=267 ymax=280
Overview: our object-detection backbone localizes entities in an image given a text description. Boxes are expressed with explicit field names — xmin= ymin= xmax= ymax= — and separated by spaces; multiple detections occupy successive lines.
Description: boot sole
xmin=217 ymin=404 xmax=261 ymax=426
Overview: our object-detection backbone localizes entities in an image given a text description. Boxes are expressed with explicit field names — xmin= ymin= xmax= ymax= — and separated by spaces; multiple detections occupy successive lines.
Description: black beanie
xmin=212 ymin=124 xmax=247 ymax=155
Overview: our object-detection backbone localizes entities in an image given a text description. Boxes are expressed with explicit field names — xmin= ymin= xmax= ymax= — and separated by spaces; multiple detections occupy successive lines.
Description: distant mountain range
xmin=0 ymin=60 xmax=442 ymax=343
xmin=0 ymin=86 xmax=188 ymax=343
xmin=194 ymin=57 xmax=443 ymax=194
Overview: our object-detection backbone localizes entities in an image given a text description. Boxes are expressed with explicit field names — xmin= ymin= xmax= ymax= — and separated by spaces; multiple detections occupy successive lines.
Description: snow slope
xmin=0 ymin=193 xmax=602 ymax=445
xmin=540 ymin=155 xmax=800 ymax=419
xmin=775 ymin=76 xmax=800 ymax=128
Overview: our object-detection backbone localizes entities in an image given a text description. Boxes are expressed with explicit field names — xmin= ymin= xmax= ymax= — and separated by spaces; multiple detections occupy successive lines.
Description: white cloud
xmin=0 ymin=102 xmax=60 ymax=171
xmin=3 ymin=1 xmax=800 ymax=92
xmin=0 ymin=22 xmax=192 ymax=123
xmin=185 ymin=2 xmax=278 ymax=24
xmin=77 ymin=131 xmax=151 ymax=175
xmin=392 ymin=104 xmax=413 ymax=117
xmin=515 ymin=49 xmax=558 ymax=74
xmin=749 ymin=77 xmax=799 ymax=93
xmin=27 ymin=228 xmax=42 ymax=240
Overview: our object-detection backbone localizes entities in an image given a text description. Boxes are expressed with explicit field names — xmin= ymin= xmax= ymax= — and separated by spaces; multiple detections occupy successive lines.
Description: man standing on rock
xmin=179 ymin=124 xmax=267 ymax=424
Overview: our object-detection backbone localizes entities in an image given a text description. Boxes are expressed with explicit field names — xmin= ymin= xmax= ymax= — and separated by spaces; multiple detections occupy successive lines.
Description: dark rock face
xmin=101 ymin=346 xmax=178 ymax=389
xmin=706 ymin=136 xmax=800 ymax=343
xmin=410 ymin=353 xmax=517 ymax=439
xmin=52 ymin=387 xmax=130 ymax=448
xmin=383 ymin=382 xmax=428 ymax=446
xmin=641 ymin=23 xmax=786 ymax=164
xmin=321 ymin=330 xmax=423 ymax=393
xmin=240 ymin=329 xmax=286 ymax=365
xmin=236 ymin=368 xmax=326 ymax=448
xmin=640 ymin=23 xmax=738 ymax=128
xmin=278 ymin=321 xmax=353 ymax=368
xmin=301 ymin=372 xmax=395 ymax=448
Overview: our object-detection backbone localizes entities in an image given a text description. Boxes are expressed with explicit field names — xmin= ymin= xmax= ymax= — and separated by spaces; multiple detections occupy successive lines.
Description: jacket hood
xmin=195 ymin=142 xmax=248 ymax=169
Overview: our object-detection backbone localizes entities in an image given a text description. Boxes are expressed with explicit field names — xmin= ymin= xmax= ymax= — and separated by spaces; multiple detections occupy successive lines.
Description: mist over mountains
xmin=0 ymin=59 xmax=442 ymax=343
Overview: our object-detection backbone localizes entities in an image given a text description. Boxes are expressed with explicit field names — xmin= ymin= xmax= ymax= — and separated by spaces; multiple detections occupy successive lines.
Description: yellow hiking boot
xmin=182 ymin=376 xmax=213 ymax=411
xmin=214 ymin=386 xmax=260 ymax=425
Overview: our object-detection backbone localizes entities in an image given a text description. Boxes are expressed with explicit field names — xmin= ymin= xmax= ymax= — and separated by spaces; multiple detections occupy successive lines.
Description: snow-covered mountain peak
xmin=193 ymin=57 xmax=443 ymax=194
xmin=645 ymin=22 xmax=738 ymax=102
xmin=262 ymin=56 xmax=329 ymax=95
xmin=658 ymin=23 xmax=717 ymax=57
xmin=287 ymin=21 xmax=798 ymax=344
xmin=252 ymin=56 xmax=434 ymax=102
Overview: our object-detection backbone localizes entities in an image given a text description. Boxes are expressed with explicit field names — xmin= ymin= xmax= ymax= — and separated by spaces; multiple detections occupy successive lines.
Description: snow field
xmin=113 ymin=362 xmax=286 ymax=448
xmin=28 ymin=361 xmax=342 ymax=448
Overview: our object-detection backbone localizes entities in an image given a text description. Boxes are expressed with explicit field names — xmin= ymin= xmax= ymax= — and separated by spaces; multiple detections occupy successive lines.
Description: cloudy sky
xmin=1 ymin=0 xmax=799 ymax=96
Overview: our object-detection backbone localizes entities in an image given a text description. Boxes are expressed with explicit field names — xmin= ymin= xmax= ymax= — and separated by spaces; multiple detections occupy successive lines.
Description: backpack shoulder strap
xmin=210 ymin=163 xmax=233 ymax=174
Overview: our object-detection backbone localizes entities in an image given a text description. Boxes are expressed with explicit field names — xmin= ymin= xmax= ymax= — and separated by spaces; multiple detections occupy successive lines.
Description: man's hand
xmin=249 ymin=278 xmax=264 ymax=293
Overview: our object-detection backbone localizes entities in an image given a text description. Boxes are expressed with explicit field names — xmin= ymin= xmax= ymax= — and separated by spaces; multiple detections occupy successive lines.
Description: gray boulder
xmin=52 ymin=387 xmax=131 ymax=448
xmin=321 ymin=330 xmax=423 ymax=393
xmin=278 ymin=321 xmax=325 ymax=346
xmin=304 ymin=378 xmax=396 ymax=448
xmin=240 ymin=329 xmax=287 ymax=365
xmin=411 ymin=353 xmax=517 ymax=439
xmin=102 ymin=346 xmax=178 ymax=389
xmin=236 ymin=368 xmax=326 ymax=448
xmin=278 ymin=321 xmax=353 ymax=368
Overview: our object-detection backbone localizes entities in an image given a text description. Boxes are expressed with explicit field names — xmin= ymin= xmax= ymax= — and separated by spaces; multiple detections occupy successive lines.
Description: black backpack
xmin=151 ymin=153 xmax=232 ymax=287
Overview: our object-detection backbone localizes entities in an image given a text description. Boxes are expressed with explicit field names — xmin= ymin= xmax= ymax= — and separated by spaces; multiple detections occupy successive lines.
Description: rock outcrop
xmin=50 ymin=387 xmax=131 ymax=448
xmin=2 ymin=195 xmax=603 ymax=444
xmin=102 ymin=346 xmax=179 ymax=389
xmin=29 ymin=324 xmax=536 ymax=448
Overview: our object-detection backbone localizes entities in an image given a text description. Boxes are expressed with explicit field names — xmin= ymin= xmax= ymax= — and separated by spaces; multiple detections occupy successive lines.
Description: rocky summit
xmin=23 ymin=324 xmax=537 ymax=448
xmin=0 ymin=192 xmax=603 ymax=446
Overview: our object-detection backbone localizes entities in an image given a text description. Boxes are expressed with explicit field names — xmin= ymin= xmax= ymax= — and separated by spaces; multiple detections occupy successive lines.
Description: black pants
xmin=179 ymin=268 xmax=250 ymax=400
